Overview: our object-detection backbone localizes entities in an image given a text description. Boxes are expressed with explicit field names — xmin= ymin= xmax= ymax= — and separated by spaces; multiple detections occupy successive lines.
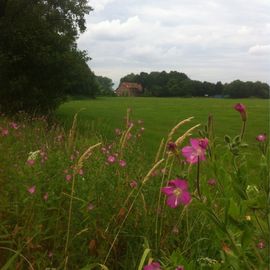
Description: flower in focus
xmin=256 ymin=134 xmax=266 ymax=142
xmin=207 ymin=179 xmax=217 ymax=186
xmin=234 ymin=103 xmax=247 ymax=121
xmin=161 ymin=179 xmax=191 ymax=208
xmin=181 ymin=138 xmax=208 ymax=164
xmin=28 ymin=185 xmax=36 ymax=194
xmin=144 ymin=262 xmax=161 ymax=270
xmin=107 ymin=155 xmax=116 ymax=164
xmin=119 ymin=160 xmax=126 ymax=167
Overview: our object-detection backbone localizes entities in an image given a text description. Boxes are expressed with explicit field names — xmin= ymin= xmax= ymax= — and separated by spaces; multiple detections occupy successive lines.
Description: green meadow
xmin=1 ymin=97 xmax=269 ymax=269
xmin=57 ymin=97 xmax=269 ymax=161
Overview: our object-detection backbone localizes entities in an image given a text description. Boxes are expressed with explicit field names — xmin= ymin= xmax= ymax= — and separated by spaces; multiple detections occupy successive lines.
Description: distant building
xmin=115 ymin=82 xmax=143 ymax=96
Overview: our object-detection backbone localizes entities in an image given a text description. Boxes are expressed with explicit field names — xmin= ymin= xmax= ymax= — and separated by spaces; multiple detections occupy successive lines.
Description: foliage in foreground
xmin=0 ymin=105 xmax=269 ymax=269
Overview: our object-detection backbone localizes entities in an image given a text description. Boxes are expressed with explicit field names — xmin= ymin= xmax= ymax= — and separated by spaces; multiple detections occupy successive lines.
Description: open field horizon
xmin=57 ymin=97 xmax=269 ymax=162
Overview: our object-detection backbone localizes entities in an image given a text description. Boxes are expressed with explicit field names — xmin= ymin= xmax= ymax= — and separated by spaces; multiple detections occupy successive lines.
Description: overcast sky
xmin=78 ymin=0 xmax=270 ymax=87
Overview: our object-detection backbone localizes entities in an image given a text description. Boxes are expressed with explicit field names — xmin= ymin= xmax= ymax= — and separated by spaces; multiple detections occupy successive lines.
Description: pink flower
xmin=78 ymin=169 xmax=84 ymax=175
xmin=207 ymin=178 xmax=217 ymax=186
xmin=127 ymin=132 xmax=132 ymax=140
xmin=43 ymin=192 xmax=48 ymax=201
xmin=129 ymin=180 xmax=138 ymax=188
xmin=27 ymin=159 xmax=35 ymax=166
xmin=234 ymin=103 xmax=247 ymax=121
xmin=256 ymin=134 xmax=266 ymax=142
xmin=48 ymin=251 xmax=53 ymax=258
xmin=65 ymin=174 xmax=72 ymax=182
xmin=115 ymin=128 xmax=121 ymax=136
xmin=128 ymin=121 xmax=134 ymax=128
xmin=257 ymin=240 xmax=265 ymax=249
xmin=144 ymin=262 xmax=161 ymax=270
xmin=1 ymin=128 xmax=8 ymax=136
xmin=87 ymin=203 xmax=95 ymax=211
xmin=107 ymin=155 xmax=116 ymax=164
xmin=172 ymin=225 xmax=179 ymax=235
xmin=119 ymin=160 xmax=126 ymax=167
xmin=28 ymin=185 xmax=36 ymax=194
xmin=175 ymin=266 xmax=184 ymax=270
xmin=181 ymin=138 xmax=208 ymax=164
xmin=161 ymin=179 xmax=191 ymax=208
xmin=10 ymin=122 xmax=19 ymax=129
xmin=101 ymin=147 xmax=107 ymax=154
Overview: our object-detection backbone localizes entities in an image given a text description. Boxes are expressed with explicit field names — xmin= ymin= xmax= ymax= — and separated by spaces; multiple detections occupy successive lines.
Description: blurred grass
xmin=57 ymin=97 xmax=269 ymax=164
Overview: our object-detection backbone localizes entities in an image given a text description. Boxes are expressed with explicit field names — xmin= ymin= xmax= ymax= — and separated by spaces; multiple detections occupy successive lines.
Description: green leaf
xmin=224 ymin=135 xmax=231 ymax=144
xmin=138 ymin=248 xmax=151 ymax=270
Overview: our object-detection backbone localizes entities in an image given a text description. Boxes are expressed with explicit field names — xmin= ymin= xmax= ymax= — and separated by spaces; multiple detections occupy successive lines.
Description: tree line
xmin=0 ymin=0 xmax=99 ymax=115
xmin=120 ymin=71 xmax=270 ymax=98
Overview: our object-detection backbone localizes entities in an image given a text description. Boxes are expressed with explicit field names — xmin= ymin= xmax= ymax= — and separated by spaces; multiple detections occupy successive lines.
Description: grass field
xmin=57 ymin=97 xmax=269 ymax=162
xmin=1 ymin=97 xmax=269 ymax=269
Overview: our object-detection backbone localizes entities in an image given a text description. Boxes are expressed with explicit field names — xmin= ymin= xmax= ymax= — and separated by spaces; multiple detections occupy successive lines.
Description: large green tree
xmin=0 ymin=0 xmax=97 ymax=114
xmin=96 ymin=76 xmax=115 ymax=96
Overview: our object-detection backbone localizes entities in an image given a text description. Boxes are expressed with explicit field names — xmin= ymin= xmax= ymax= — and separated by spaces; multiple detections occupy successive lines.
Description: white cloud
xmin=90 ymin=0 xmax=115 ymax=12
xmin=81 ymin=16 xmax=141 ymax=41
xmin=248 ymin=44 xmax=270 ymax=55
xmin=79 ymin=0 xmax=270 ymax=85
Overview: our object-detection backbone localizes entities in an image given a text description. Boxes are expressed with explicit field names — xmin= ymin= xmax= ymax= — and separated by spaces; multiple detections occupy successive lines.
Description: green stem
xmin=196 ymin=157 xmax=201 ymax=199
xmin=64 ymin=170 xmax=76 ymax=269
xmin=240 ymin=121 xmax=246 ymax=141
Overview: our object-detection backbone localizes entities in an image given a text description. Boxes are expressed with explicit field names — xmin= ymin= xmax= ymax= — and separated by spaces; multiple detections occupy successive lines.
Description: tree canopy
xmin=96 ymin=76 xmax=115 ymax=96
xmin=120 ymin=71 xmax=269 ymax=98
xmin=0 ymin=0 xmax=98 ymax=114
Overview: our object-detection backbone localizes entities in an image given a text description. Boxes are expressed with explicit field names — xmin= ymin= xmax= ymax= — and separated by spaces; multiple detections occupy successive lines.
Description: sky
xmin=78 ymin=0 xmax=270 ymax=87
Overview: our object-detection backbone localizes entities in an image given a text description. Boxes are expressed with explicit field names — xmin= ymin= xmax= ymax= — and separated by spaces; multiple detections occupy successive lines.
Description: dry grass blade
xmin=77 ymin=142 xmax=102 ymax=170
xmin=68 ymin=108 xmax=85 ymax=151
xmin=168 ymin=116 xmax=194 ymax=141
xmin=154 ymin=138 xmax=164 ymax=163
xmin=175 ymin=124 xmax=201 ymax=146
xmin=120 ymin=124 xmax=133 ymax=151
xmin=142 ymin=158 xmax=164 ymax=184
xmin=103 ymin=158 xmax=164 ymax=264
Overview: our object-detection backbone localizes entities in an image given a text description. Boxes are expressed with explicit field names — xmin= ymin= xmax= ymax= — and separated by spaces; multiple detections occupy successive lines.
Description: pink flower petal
xmin=161 ymin=186 xmax=175 ymax=195
xmin=28 ymin=185 xmax=36 ymax=194
xmin=166 ymin=194 xmax=181 ymax=208
xmin=144 ymin=262 xmax=161 ymax=270
xmin=179 ymin=191 xmax=191 ymax=205
xmin=169 ymin=179 xmax=189 ymax=190
xmin=190 ymin=138 xmax=200 ymax=149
